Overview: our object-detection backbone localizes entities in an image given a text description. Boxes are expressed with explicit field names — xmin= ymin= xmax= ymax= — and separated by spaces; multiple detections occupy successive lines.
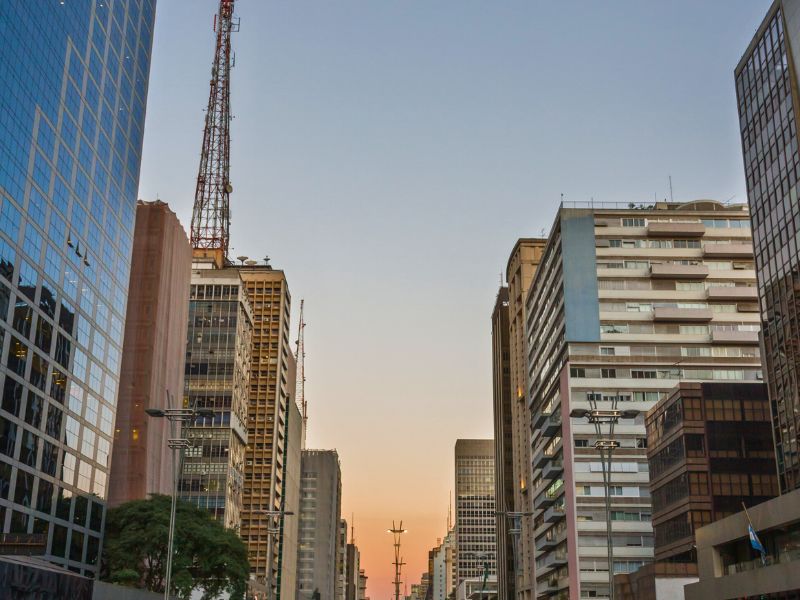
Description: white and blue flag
xmin=748 ymin=523 xmax=767 ymax=564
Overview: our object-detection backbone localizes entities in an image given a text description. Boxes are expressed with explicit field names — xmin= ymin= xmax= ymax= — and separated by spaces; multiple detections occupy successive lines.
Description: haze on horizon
xmin=137 ymin=1 xmax=771 ymax=597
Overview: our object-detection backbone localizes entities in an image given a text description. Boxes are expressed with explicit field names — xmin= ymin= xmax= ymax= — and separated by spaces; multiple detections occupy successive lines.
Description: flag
xmin=748 ymin=523 xmax=767 ymax=565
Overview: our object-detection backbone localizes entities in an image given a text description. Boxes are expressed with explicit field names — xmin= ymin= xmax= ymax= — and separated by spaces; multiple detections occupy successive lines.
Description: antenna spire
xmin=295 ymin=299 xmax=307 ymax=447
xmin=190 ymin=0 xmax=239 ymax=264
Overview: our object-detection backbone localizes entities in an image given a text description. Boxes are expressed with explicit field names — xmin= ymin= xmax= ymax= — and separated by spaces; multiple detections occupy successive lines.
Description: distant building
xmin=504 ymin=239 xmax=547 ymax=600
xmin=346 ymin=541 xmax=361 ymax=600
xmin=735 ymin=0 xmax=800 ymax=494
xmin=180 ymin=260 xmax=253 ymax=530
xmin=455 ymin=439 xmax=497 ymax=586
xmin=491 ymin=287 xmax=514 ymax=600
xmin=684 ymin=488 xmax=800 ymax=599
xmin=280 ymin=395 xmax=303 ymax=600
xmin=336 ymin=518 xmax=347 ymax=600
xmin=296 ymin=450 xmax=342 ymax=600
xmin=646 ymin=382 xmax=777 ymax=563
xmin=456 ymin=576 xmax=497 ymax=600
xmin=108 ymin=201 xmax=191 ymax=506
xmin=358 ymin=569 xmax=368 ymax=600
xmin=433 ymin=531 xmax=456 ymax=600
xmin=525 ymin=201 xmax=761 ymax=598
xmin=237 ymin=265 xmax=296 ymax=588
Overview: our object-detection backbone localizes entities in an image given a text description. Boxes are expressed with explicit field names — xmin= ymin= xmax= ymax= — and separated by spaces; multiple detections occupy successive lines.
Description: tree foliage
xmin=101 ymin=494 xmax=249 ymax=599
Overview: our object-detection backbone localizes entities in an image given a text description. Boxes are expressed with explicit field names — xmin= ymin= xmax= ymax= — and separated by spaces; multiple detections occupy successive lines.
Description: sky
xmin=137 ymin=1 xmax=771 ymax=598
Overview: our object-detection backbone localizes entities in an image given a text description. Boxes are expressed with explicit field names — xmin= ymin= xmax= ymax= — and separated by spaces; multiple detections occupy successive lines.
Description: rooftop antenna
xmin=668 ymin=175 xmax=674 ymax=202
xmin=447 ymin=492 xmax=452 ymax=531
xmin=351 ymin=514 xmax=355 ymax=544
xmin=295 ymin=299 xmax=307 ymax=447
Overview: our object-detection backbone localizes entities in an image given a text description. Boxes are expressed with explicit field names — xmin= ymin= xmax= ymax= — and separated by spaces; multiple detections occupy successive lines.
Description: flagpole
xmin=742 ymin=501 xmax=767 ymax=566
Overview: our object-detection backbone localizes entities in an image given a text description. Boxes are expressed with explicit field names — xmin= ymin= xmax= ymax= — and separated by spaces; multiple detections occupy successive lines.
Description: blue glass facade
xmin=0 ymin=0 xmax=155 ymax=574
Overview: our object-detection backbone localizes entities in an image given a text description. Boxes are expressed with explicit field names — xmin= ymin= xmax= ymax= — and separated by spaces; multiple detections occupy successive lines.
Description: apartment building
xmin=525 ymin=201 xmax=761 ymax=598
xmin=505 ymin=239 xmax=547 ymax=600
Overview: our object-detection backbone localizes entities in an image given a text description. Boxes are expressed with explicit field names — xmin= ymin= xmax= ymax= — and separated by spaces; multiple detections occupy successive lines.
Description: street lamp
xmin=257 ymin=510 xmax=294 ymax=600
xmin=495 ymin=511 xmax=534 ymax=575
xmin=570 ymin=393 xmax=640 ymax=600
xmin=144 ymin=398 xmax=214 ymax=599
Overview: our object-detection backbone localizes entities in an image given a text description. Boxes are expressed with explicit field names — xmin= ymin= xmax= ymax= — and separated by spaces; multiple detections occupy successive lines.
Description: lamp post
xmin=495 ymin=511 xmax=534 ymax=579
xmin=388 ymin=521 xmax=407 ymax=600
xmin=258 ymin=509 xmax=294 ymax=600
xmin=570 ymin=395 xmax=639 ymax=600
xmin=144 ymin=402 xmax=214 ymax=600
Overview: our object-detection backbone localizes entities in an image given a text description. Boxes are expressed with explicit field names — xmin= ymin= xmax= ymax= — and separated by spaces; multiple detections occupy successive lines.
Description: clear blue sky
xmin=138 ymin=0 xmax=771 ymax=594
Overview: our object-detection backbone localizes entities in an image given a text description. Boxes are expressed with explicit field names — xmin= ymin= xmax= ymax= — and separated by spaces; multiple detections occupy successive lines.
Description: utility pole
xmin=388 ymin=521 xmax=407 ymax=600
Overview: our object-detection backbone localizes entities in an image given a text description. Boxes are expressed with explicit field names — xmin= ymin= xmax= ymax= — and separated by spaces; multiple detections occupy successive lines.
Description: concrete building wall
xmin=108 ymin=201 xmax=191 ymax=507
xmin=297 ymin=450 xmax=342 ymax=600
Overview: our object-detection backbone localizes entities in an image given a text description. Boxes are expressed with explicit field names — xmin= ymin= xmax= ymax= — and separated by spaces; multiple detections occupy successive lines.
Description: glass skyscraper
xmin=0 ymin=1 xmax=156 ymax=575
xmin=736 ymin=0 xmax=800 ymax=494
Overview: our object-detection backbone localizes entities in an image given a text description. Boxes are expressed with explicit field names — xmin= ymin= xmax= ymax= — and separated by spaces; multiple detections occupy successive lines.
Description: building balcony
xmin=541 ymin=459 xmax=563 ymax=481
xmin=711 ymin=329 xmax=759 ymax=344
xmin=653 ymin=307 xmax=713 ymax=322
xmin=648 ymin=222 xmax=706 ymax=237
xmin=703 ymin=243 xmax=753 ymax=258
xmin=651 ymin=263 xmax=709 ymax=279
xmin=541 ymin=413 xmax=562 ymax=437
xmin=533 ymin=409 xmax=552 ymax=430
xmin=536 ymin=578 xmax=558 ymax=597
xmin=533 ymin=446 xmax=557 ymax=470
xmin=544 ymin=504 xmax=566 ymax=523
xmin=536 ymin=534 xmax=559 ymax=552
xmin=706 ymin=286 xmax=758 ymax=301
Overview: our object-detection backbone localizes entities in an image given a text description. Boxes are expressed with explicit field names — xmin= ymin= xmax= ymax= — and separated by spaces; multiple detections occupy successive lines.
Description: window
xmin=622 ymin=218 xmax=645 ymax=227
xmin=570 ymin=367 xmax=586 ymax=378
xmin=600 ymin=347 xmax=615 ymax=356
xmin=601 ymin=368 xmax=617 ymax=378
xmin=632 ymin=370 xmax=656 ymax=379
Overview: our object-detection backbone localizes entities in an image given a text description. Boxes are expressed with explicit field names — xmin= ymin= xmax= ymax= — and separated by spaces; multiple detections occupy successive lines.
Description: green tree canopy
xmin=101 ymin=494 xmax=249 ymax=599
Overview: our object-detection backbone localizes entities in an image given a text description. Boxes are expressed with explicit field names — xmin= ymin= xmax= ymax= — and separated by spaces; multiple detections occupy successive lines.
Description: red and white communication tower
xmin=190 ymin=0 xmax=239 ymax=266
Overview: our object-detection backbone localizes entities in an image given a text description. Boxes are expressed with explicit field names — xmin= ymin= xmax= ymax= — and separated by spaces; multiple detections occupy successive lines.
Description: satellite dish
xmin=236 ymin=256 xmax=248 ymax=265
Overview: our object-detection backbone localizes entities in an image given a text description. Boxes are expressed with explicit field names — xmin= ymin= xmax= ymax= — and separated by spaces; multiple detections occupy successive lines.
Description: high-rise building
xmin=108 ymin=200 xmax=191 ymax=507
xmin=280 ymin=391 xmax=303 ymax=600
xmin=433 ymin=531 xmax=456 ymax=600
xmin=526 ymin=201 xmax=761 ymax=598
xmin=297 ymin=449 xmax=342 ymax=600
xmin=491 ymin=287 xmax=515 ymax=600
xmin=735 ymin=0 xmax=800 ymax=494
xmin=337 ymin=518 xmax=348 ymax=600
xmin=646 ymin=382 xmax=777 ymax=564
xmin=237 ymin=265 xmax=296 ymax=586
xmin=346 ymin=541 xmax=361 ymax=600
xmin=0 ymin=0 xmax=156 ymax=575
xmin=455 ymin=439 xmax=497 ymax=586
xmin=180 ymin=260 xmax=252 ymax=530
xmin=358 ymin=569 xmax=368 ymax=600
xmin=505 ymin=239 xmax=547 ymax=600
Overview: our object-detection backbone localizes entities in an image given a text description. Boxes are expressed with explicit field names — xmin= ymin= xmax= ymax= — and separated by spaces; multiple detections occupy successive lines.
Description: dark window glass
xmin=49 ymin=369 xmax=66 ymax=404
xmin=54 ymin=334 xmax=71 ymax=369
xmin=0 ymin=416 xmax=17 ymax=457
xmin=45 ymin=404 xmax=63 ymax=439
xmin=73 ymin=495 xmax=88 ymax=527
xmin=41 ymin=441 xmax=58 ymax=477
xmin=88 ymin=501 xmax=102 ymax=532
xmin=29 ymin=354 xmax=48 ymax=392
xmin=13 ymin=469 xmax=33 ymax=507
xmin=0 ymin=280 xmax=10 ymax=321
xmin=2 ymin=376 xmax=24 ymax=417
xmin=55 ymin=487 xmax=72 ymax=521
xmin=12 ymin=300 xmax=32 ymax=338
xmin=0 ymin=459 xmax=11 ymax=500
xmin=51 ymin=524 xmax=68 ymax=558
xmin=24 ymin=393 xmax=43 ymax=429
xmin=9 ymin=510 xmax=28 ymax=533
xmin=36 ymin=479 xmax=53 ymax=514
xmin=7 ymin=337 xmax=28 ymax=377
xmin=34 ymin=317 xmax=52 ymax=353
xmin=86 ymin=535 xmax=99 ymax=566
xmin=19 ymin=430 xmax=38 ymax=468
xmin=70 ymin=530 xmax=84 ymax=562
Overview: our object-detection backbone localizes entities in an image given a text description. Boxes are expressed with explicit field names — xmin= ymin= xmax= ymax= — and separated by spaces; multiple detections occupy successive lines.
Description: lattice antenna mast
xmin=190 ymin=0 xmax=239 ymax=261
xmin=294 ymin=299 xmax=307 ymax=447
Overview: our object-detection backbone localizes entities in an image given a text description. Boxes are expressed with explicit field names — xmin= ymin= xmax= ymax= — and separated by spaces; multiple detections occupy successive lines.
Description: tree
xmin=101 ymin=494 xmax=249 ymax=599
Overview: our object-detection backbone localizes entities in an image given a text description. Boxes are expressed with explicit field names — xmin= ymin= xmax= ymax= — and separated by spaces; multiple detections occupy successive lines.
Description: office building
xmin=505 ymin=239 xmax=546 ymax=600
xmin=358 ymin=569 xmax=368 ymax=600
xmin=280 ymin=395 xmax=303 ymax=600
xmin=455 ymin=439 xmax=497 ymax=586
xmin=237 ymin=265 xmax=296 ymax=586
xmin=108 ymin=201 xmax=191 ymax=507
xmin=337 ymin=518 xmax=348 ymax=600
xmin=297 ymin=449 xmax=342 ymax=600
xmin=646 ymin=382 xmax=777 ymax=563
xmin=526 ymin=201 xmax=761 ymax=598
xmin=491 ymin=286 xmax=514 ymax=600
xmin=346 ymin=541 xmax=361 ymax=600
xmin=0 ymin=0 xmax=156 ymax=575
xmin=684 ymin=488 xmax=800 ymax=599
xmin=180 ymin=260 xmax=252 ymax=530
xmin=613 ymin=562 xmax=698 ymax=600
xmin=735 ymin=0 xmax=800 ymax=493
